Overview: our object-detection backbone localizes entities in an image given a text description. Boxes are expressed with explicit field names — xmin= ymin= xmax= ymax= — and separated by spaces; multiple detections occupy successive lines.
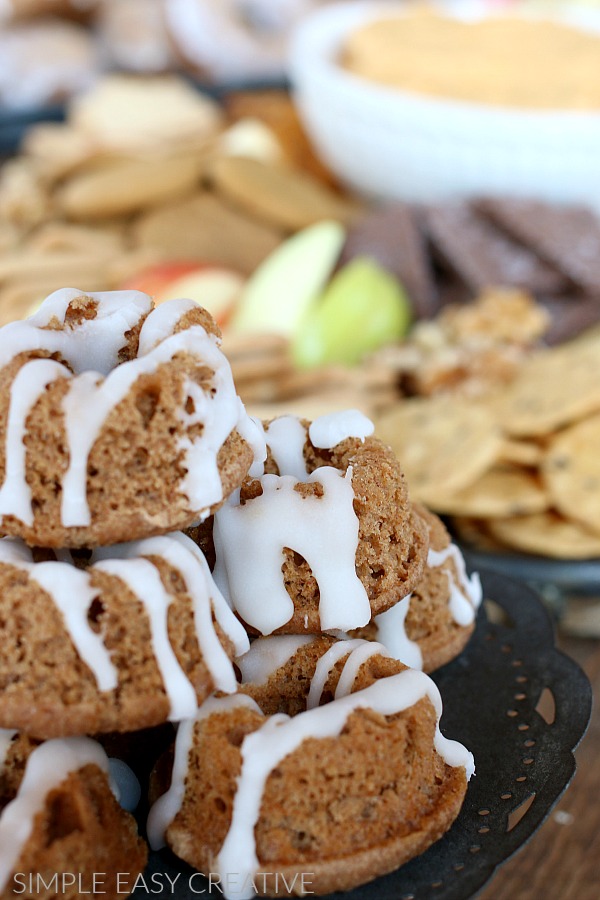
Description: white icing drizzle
xmin=236 ymin=636 xmax=313 ymax=686
xmin=61 ymin=325 xmax=238 ymax=527
xmin=94 ymin=558 xmax=198 ymax=722
xmin=265 ymin=416 xmax=308 ymax=480
xmin=235 ymin=407 xmax=267 ymax=478
xmin=0 ymin=538 xmax=117 ymax=692
xmin=0 ymin=289 xmax=249 ymax=529
xmin=428 ymin=544 xmax=483 ymax=627
xmin=217 ymin=670 xmax=475 ymax=900
xmin=309 ymin=409 xmax=374 ymax=450
xmin=136 ymin=297 xmax=199 ymax=355
xmin=147 ymin=694 xmax=262 ymax=851
xmin=0 ymin=288 xmax=151 ymax=376
xmin=0 ymin=730 xmax=16 ymax=771
xmin=306 ymin=639 xmax=365 ymax=710
xmin=28 ymin=562 xmax=117 ymax=693
xmin=0 ymin=359 xmax=68 ymax=526
xmin=168 ymin=532 xmax=250 ymax=658
xmin=138 ymin=302 xmax=267 ymax=485
xmin=0 ymin=737 xmax=109 ymax=893
xmin=373 ymin=595 xmax=423 ymax=670
xmin=334 ymin=641 xmax=391 ymax=700
xmin=0 ymin=530 xmax=245 ymax=715
xmin=97 ymin=534 xmax=247 ymax=694
xmin=214 ymin=467 xmax=370 ymax=634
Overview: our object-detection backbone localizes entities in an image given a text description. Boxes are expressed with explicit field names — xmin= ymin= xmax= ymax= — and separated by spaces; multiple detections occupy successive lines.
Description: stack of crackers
xmin=376 ymin=326 xmax=600 ymax=560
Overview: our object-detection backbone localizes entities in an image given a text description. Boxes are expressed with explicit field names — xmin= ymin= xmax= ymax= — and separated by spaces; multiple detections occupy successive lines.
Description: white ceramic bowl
xmin=288 ymin=1 xmax=600 ymax=208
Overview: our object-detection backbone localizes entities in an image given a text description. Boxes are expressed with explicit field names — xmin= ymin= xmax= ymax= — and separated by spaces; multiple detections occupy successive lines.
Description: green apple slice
xmin=228 ymin=220 xmax=345 ymax=336
xmin=292 ymin=257 xmax=411 ymax=369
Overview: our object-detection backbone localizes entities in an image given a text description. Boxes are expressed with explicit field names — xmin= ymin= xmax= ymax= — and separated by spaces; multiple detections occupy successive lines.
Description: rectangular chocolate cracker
xmin=477 ymin=198 xmax=600 ymax=297
xmin=340 ymin=202 xmax=438 ymax=318
xmin=539 ymin=294 xmax=600 ymax=346
xmin=423 ymin=202 xmax=567 ymax=296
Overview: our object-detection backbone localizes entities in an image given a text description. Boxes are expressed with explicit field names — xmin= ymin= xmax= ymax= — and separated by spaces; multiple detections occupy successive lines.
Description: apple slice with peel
xmin=229 ymin=220 xmax=345 ymax=336
xmin=166 ymin=269 xmax=244 ymax=326
xmin=291 ymin=257 xmax=411 ymax=369
xmin=123 ymin=262 xmax=202 ymax=300
xmin=123 ymin=262 xmax=244 ymax=326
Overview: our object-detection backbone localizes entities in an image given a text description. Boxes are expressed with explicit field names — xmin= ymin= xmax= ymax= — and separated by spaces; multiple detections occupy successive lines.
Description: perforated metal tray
xmin=140 ymin=571 xmax=592 ymax=899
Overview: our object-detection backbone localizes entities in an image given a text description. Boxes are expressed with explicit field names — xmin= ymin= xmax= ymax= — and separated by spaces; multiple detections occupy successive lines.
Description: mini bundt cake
xmin=0 ymin=732 xmax=146 ymax=900
xmin=351 ymin=505 xmax=482 ymax=672
xmin=0 ymin=288 xmax=264 ymax=547
xmin=148 ymin=639 xmax=473 ymax=897
xmin=0 ymin=533 xmax=249 ymax=738
xmin=209 ymin=411 xmax=428 ymax=634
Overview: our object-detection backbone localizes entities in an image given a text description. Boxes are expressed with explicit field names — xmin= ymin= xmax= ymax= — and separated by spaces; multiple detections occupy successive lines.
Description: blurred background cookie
xmin=0 ymin=18 xmax=98 ymax=109
xmin=0 ymin=0 xmax=100 ymax=22
xmin=96 ymin=0 xmax=174 ymax=74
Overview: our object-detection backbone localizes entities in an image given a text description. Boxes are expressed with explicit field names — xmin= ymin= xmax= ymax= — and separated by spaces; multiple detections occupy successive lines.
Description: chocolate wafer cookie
xmin=341 ymin=202 xmax=438 ymax=318
xmin=539 ymin=294 xmax=600 ymax=345
xmin=424 ymin=202 xmax=566 ymax=296
xmin=477 ymin=198 xmax=600 ymax=296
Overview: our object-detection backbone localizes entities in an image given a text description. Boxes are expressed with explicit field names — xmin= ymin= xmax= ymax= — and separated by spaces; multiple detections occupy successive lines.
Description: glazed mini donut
xmin=351 ymin=505 xmax=483 ymax=672
xmin=0 ymin=532 xmax=249 ymax=738
xmin=0 ymin=288 xmax=263 ymax=547
xmin=164 ymin=0 xmax=322 ymax=82
xmin=210 ymin=411 xmax=428 ymax=635
xmin=0 ymin=733 xmax=146 ymax=900
xmin=148 ymin=639 xmax=473 ymax=897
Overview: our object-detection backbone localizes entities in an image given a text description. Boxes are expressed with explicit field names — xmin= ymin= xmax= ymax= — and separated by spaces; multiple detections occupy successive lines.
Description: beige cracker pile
xmin=376 ymin=326 xmax=600 ymax=560
xmin=0 ymin=75 xmax=358 ymax=325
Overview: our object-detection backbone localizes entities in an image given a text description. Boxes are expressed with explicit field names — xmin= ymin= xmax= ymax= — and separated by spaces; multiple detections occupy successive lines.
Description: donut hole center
xmin=87 ymin=598 xmax=105 ymax=633
xmin=43 ymin=298 xmax=99 ymax=333
xmin=225 ymin=726 xmax=248 ymax=748
xmin=135 ymin=386 xmax=160 ymax=428
xmin=45 ymin=788 xmax=85 ymax=844
xmin=64 ymin=298 xmax=98 ymax=328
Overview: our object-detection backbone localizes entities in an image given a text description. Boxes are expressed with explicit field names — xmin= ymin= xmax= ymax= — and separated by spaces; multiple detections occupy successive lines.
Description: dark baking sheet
xmin=460 ymin=545 xmax=600 ymax=599
xmin=138 ymin=571 xmax=592 ymax=899
xmin=0 ymin=105 xmax=65 ymax=156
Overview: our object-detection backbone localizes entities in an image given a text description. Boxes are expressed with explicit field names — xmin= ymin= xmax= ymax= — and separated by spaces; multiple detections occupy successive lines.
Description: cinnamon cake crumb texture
xmin=0 ymin=289 xmax=254 ymax=547
xmin=0 ymin=292 xmax=478 ymax=898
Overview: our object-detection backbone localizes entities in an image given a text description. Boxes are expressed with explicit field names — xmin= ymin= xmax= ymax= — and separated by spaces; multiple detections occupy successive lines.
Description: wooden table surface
xmin=478 ymin=631 xmax=599 ymax=900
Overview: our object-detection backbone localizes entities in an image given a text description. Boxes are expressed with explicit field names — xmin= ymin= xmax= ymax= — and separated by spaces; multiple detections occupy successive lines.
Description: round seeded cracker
xmin=375 ymin=396 xmax=502 ymax=505
xmin=494 ymin=334 xmax=600 ymax=437
xmin=487 ymin=512 xmax=600 ymax=559
xmin=542 ymin=412 xmax=600 ymax=537
xmin=432 ymin=466 xmax=548 ymax=518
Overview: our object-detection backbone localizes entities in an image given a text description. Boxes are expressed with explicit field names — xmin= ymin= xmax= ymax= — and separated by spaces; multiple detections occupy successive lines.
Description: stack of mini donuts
xmin=0 ymin=289 xmax=478 ymax=900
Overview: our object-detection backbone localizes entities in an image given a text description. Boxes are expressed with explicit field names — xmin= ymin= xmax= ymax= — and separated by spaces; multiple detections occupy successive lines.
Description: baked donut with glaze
xmin=0 ymin=732 xmax=146 ymax=900
xmin=351 ymin=505 xmax=482 ymax=672
xmin=208 ymin=411 xmax=428 ymax=635
xmin=148 ymin=638 xmax=473 ymax=897
xmin=0 ymin=533 xmax=249 ymax=737
xmin=0 ymin=288 xmax=263 ymax=547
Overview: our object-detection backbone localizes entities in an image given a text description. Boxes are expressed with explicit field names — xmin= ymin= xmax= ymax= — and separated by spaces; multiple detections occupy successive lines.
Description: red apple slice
xmin=165 ymin=269 xmax=245 ymax=326
xmin=122 ymin=263 xmax=245 ymax=325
